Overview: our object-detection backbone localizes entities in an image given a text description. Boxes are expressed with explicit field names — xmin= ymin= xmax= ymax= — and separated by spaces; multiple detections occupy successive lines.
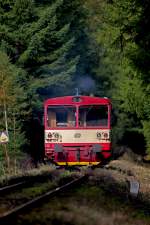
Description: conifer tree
xmin=0 ymin=51 xmax=27 ymax=174
xmin=86 ymin=0 xmax=150 ymax=156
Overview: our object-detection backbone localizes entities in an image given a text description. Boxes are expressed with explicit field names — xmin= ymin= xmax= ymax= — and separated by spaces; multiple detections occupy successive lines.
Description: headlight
xmin=103 ymin=132 xmax=108 ymax=139
xmin=97 ymin=132 xmax=101 ymax=139
xmin=54 ymin=133 xmax=59 ymax=139
xmin=48 ymin=132 xmax=52 ymax=138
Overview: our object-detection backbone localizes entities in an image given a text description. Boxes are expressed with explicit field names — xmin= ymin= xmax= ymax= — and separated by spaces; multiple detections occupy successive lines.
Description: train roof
xmin=44 ymin=95 xmax=111 ymax=106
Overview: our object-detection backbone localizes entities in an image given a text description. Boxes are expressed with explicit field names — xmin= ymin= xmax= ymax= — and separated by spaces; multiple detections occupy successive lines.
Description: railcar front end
xmin=44 ymin=95 xmax=111 ymax=166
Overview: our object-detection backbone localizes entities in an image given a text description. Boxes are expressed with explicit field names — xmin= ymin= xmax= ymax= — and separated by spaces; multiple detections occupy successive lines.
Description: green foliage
xmin=0 ymin=51 xmax=28 ymax=174
xmin=142 ymin=121 xmax=150 ymax=155
xmin=0 ymin=0 xmax=96 ymax=101
xmin=84 ymin=0 xmax=150 ymax=155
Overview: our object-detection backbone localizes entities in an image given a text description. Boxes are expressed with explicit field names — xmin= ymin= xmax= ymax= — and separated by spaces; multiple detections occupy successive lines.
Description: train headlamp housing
xmin=96 ymin=131 xmax=109 ymax=140
xmin=97 ymin=132 xmax=101 ymax=139
xmin=104 ymin=132 xmax=108 ymax=138
xmin=48 ymin=132 xmax=52 ymax=138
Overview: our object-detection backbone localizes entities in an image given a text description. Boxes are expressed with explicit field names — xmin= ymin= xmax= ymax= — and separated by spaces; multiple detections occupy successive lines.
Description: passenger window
xmin=79 ymin=105 xmax=108 ymax=127
xmin=47 ymin=106 xmax=76 ymax=128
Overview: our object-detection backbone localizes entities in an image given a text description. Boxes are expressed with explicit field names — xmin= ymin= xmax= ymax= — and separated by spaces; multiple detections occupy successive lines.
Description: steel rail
xmin=0 ymin=173 xmax=54 ymax=195
xmin=0 ymin=181 xmax=27 ymax=195
xmin=0 ymin=175 xmax=87 ymax=223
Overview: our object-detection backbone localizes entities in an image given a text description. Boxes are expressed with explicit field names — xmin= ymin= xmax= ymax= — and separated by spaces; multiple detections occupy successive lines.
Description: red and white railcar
xmin=44 ymin=95 xmax=111 ymax=166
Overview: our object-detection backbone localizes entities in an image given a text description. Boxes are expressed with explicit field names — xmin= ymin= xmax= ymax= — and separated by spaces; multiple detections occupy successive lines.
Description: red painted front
xmin=44 ymin=96 xmax=111 ymax=165
xmin=45 ymin=142 xmax=111 ymax=162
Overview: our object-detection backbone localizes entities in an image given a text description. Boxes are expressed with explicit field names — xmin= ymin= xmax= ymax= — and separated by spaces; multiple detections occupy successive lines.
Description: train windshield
xmin=79 ymin=105 xmax=108 ymax=127
xmin=47 ymin=106 xmax=76 ymax=128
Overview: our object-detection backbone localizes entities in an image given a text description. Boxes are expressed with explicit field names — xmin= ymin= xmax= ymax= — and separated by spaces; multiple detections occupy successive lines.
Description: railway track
xmin=0 ymin=163 xmax=142 ymax=225
xmin=0 ymin=168 xmax=62 ymax=197
xmin=0 ymin=174 xmax=87 ymax=224
xmin=0 ymin=181 xmax=27 ymax=195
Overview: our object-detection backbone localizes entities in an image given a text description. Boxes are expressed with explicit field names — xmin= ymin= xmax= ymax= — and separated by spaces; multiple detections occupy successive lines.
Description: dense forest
xmin=0 ymin=0 xmax=150 ymax=173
